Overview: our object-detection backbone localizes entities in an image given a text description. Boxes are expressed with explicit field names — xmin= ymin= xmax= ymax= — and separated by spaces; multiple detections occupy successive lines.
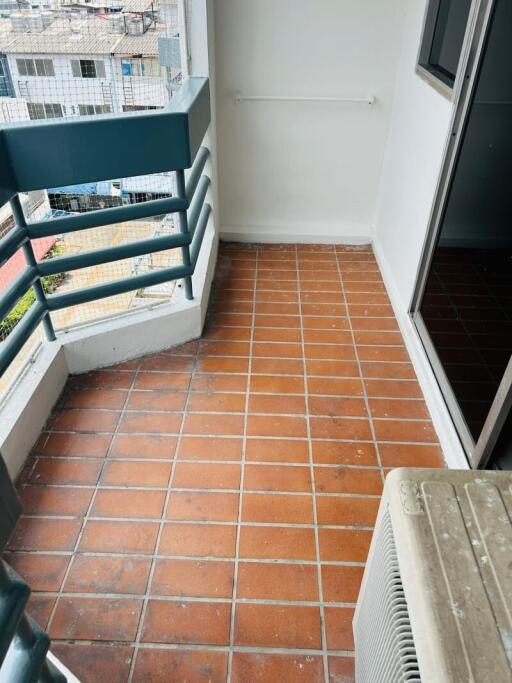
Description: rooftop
xmin=0 ymin=13 xmax=170 ymax=56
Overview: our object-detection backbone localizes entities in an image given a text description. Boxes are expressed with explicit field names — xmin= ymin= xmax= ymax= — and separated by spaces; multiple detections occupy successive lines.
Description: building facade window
xmin=122 ymin=104 xmax=159 ymax=111
xmin=78 ymin=104 xmax=112 ymax=116
xmin=71 ymin=59 xmax=106 ymax=79
xmin=121 ymin=58 xmax=160 ymax=77
xmin=418 ymin=0 xmax=472 ymax=92
xmin=27 ymin=102 xmax=63 ymax=120
xmin=16 ymin=58 xmax=55 ymax=77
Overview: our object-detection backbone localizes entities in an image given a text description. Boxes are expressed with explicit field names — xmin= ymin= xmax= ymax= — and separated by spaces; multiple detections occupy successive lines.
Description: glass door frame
xmin=409 ymin=0 xmax=512 ymax=468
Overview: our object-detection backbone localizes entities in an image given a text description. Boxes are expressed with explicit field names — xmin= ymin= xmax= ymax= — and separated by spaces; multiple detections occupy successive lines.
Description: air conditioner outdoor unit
xmin=353 ymin=468 xmax=512 ymax=682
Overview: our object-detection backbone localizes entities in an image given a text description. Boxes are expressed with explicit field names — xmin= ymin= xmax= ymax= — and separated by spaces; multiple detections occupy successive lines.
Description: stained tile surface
xmin=6 ymin=243 xmax=445 ymax=682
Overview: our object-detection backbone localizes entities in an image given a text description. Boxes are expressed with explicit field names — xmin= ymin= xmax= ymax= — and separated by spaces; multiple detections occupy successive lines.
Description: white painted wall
xmin=213 ymin=0 xmax=407 ymax=242
xmin=373 ymin=1 xmax=454 ymax=311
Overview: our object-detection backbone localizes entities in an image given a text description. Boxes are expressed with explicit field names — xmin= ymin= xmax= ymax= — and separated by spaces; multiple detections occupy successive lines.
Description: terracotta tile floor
xmin=6 ymin=242 xmax=445 ymax=683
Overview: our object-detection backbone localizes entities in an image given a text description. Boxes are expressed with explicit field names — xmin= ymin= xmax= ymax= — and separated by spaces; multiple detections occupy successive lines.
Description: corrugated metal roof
xmin=112 ymin=29 xmax=164 ymax=56
xmin=118 ymin=0 xmax=155 ymax=13
xmin=0 ymin=17 xmax=118 ymax=54
xmin=0 ymin=15 xmax=167 ymax=55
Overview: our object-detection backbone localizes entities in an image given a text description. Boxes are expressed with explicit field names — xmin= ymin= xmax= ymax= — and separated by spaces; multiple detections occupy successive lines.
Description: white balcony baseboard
xmin=220 ymin=223 xmax=372 ymax=245
xmin=372 ymin=237 xmax=468 ymax=470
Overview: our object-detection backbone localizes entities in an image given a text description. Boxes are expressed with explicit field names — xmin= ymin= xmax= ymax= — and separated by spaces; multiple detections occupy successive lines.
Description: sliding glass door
xmin=412 ymin=0 xmax=512 ymax=468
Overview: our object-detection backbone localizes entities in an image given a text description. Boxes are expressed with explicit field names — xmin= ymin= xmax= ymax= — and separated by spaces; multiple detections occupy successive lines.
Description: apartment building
xmin=0 ymin=0 xmax=180 ymax=122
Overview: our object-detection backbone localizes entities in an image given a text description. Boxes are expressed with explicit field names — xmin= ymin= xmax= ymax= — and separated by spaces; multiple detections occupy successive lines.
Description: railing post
xmin=9 ymin=195 xmax=56 ymax=341
xmin=175 ymin=169 xmax=193 ymax=300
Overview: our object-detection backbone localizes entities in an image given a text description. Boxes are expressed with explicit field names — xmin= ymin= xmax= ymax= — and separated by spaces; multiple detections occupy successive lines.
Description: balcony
xmin=3 ymin=237 xmax=446 ymax=681
xmin=0 ymin=81 xmax=445 ymax=676
xmin=3 ymin=0 xmax=508 ymax=680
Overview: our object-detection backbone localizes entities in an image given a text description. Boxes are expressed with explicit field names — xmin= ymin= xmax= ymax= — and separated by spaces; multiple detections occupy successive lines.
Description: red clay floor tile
xmin=10 ymin=242 xmax=445 ymax=673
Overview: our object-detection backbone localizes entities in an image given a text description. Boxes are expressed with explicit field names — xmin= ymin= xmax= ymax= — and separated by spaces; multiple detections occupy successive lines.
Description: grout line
xmin=48 ymin=640 xmax=357 ymax=658
xmin=10 ymin=519 xmax=376 ymax=531
xmin=334 ymin=253 xmax=386 ymax=489
xmin=127 ymin=337 xmax=199 ymax=682
xmin=36 ymin=433 xmax=437 ymax=445
xmin=43 ymin=409 xmax=434 ymax=421
xmin=295 ymin=244 xmax=329 ymax=683
xmin=11 ymin=553 xmax=366 ymax=567
xmin=226 ymin=242 xmax=256 ymax=683
xmin=33 ymin=591 xmax=360 ymax=608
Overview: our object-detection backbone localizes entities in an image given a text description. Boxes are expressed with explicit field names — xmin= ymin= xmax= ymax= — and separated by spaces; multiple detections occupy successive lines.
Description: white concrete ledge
xmin=220 ymin=224 xmax=372 ymax=245
xmin=63 ymin=218 xmax=217 ymax=373
xmin=0 ymin=343 xmax=67 ymax=479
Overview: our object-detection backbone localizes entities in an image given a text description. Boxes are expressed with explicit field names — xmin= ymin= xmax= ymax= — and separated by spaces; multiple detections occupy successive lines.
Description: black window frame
xmin=71 ymin=59 xmax=106 ymax=79
xmin=418 ymin=0 xmax=473 ymax=93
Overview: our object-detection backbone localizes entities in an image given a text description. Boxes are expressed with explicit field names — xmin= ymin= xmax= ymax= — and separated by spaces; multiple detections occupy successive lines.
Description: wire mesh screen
xmin=0 ymin=191 xmax=53 ymax=364
xmin=0 ymin=0 xmax=187 ymax=395
xmin=0 ymin=1 xmax=182 ymax=124
xmin=36 ymin=206 xmax=184 ymax=330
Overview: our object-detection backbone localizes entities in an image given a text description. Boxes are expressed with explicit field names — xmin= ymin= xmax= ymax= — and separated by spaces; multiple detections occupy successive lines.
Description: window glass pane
xmin=121 ymin=60 xmax=132 ymax=76
xmin=44 ymin=59 xmax=54 ymax=77
xmin=71 ymin=60 xmax=81 ymax=78
xmin=35 ymin=59 xmax=54 ymax=77
xmin=95 ymin=60 xmax=106 ymax=78
xmin=430 ymin=0 xmax=471 ymax=80
xmin=0 ymin=61 xmax=5 ymax=77
xmin=44 ymin=103 xmax=63 ymax=118
xmin=27 ymin=103 xmax=44 ymax=119
xmin=78 ymin=104 xmax=111 ymax=116
xmin=17 ymin=58 xmax=35 ymax=77
xmin=80 ymin=59 xmax=96 ymax=78
xmin=143 ymin=58 xmax=158 ymax=76
xmin=419 ymin=0 xmax=472 ymax=88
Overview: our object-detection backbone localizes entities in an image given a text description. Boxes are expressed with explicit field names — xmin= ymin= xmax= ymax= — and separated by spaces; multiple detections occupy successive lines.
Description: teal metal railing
xmin=0 ymin=452 xmax=66 ymax=682
xmin=0 ymin=77 xmax=211 ymax=378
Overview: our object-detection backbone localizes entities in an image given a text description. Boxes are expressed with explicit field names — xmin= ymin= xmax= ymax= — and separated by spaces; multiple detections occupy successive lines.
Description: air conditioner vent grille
xmin=354 ymin=506 xmax=420 ymax=682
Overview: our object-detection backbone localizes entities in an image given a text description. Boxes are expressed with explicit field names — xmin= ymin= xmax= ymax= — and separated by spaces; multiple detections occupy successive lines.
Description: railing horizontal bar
xmin=191 ymin=203 xmax=212 ymax=267
xmin=37 ymin=232 xmax=191 ymax=277
xmin=0 ymin=302 xmax=46 ymax=377
xmin=0 ymin=227 xmax=27 ymax=269
xmin=188 ymin=176 xmax=211 ymax=238
xmin=27 ymin=196 xmax=189 ymax=239
xmin=0 ymin=267 xmax=38 ymax=321
xmin=186 ymin=146 xmax=209 ymax=201
xmin=46 ymin=264 xmax=193 ymax=310
xmin=4 ymin=78 xmax=210 ymax=193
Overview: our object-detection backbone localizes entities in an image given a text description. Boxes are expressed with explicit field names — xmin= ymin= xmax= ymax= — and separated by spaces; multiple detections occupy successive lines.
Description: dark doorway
xmin=414 ymin=0 xmax=512 ymax=467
